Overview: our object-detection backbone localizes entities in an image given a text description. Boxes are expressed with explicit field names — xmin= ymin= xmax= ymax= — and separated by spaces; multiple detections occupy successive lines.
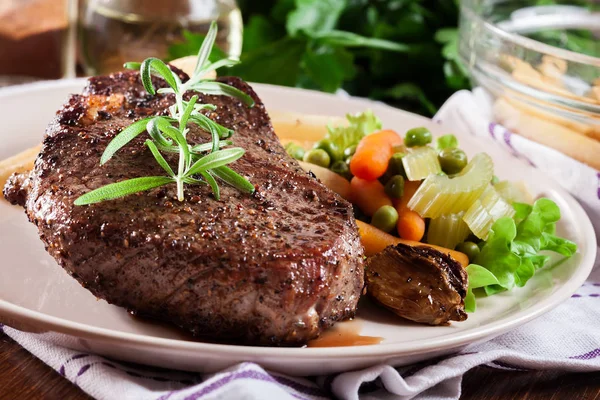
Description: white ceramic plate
xmin=0 ymin=80 xmax=596 ymax=376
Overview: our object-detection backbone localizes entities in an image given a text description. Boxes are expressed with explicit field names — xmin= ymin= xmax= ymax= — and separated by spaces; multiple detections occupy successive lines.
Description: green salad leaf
xmin=465 ymin=264 xmax=500 ymax=313
xmin=436 ymin=134 xmax=458 ymax=150
xmin=466 ymin=198 xmax=577 ymax=311
xmin=323 ymin=109 xmax=382 ymax=161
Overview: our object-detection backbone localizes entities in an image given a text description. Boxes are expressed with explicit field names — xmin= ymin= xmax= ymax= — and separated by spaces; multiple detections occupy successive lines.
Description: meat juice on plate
xmin=79 ymin=0 xmax=242 ymax=75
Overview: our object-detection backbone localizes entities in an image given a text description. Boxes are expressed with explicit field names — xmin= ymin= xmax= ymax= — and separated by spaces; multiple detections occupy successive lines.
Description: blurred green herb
xmin=168 ymin=0 xmax=598 ymax=117
xmin=168 ymin=0 xmax=462 ymax=116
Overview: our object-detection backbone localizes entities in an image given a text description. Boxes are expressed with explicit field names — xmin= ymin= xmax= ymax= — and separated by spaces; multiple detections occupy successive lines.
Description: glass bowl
xmin=458 ymin=0 xmax=600 ymax=170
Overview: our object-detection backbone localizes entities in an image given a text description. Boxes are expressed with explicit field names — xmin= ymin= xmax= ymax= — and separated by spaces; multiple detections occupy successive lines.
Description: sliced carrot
xmin=356 ymin=220 xmax=468 ymax=267
xmin=350 ymin=176 xmax=392 ymax=216
xmin=350 ymin=130 xmax=401 ymax=180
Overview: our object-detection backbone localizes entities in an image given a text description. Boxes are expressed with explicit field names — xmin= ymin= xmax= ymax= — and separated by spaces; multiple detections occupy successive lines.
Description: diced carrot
xmin=350 ymin=176 xmax=393 ymax=216
xmin=391 ymin=180 xmax=425 ymax=241
xmin=396 ymin=210 xmax=425 ymax=241
xmin=356 ymin=220 xmax=468 ymax=267
xmin=350 ymin=130 xmax=401 ymax=180
xmin=376 ymin=129 xmax=404 ymax=147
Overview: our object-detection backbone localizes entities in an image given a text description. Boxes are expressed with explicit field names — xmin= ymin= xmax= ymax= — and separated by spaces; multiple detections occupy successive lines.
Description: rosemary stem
xmin=176 ymin=178 xmax=184 ymax=201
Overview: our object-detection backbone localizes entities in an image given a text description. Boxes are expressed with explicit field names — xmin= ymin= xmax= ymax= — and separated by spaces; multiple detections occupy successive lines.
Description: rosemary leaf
xmin=194 ymin=21 xmax=218 ymax=77
xmin=146 ymin=118 xmax=174 ymax=147
xmin=74 ymin=176 xmax=174 ymax=205
xmin=145 ymin=140 xmax=175 ymax=177
xmin=124 ymin=62 xmax=141 ymax=70
xmin=185 ymin=148 xmax=245 ymax=177
xmin=180 ymin=95 xmax=198 ymax=129
xmin=199 ymin=170 xmax=220 ymax=200
xmin=212 ymin=166 xmax=255 ymax=194
xmin=101 ymin=117 xmax=153 ymax=165
xmin=140 ymin=57 xmax=179 ymax=95
xmin=191 ymin=58 xmax=240 ymax=85
xmin=190 ymin=140 xmax=233 ymax=153
xmin=189 ymin=113 xmax=233 ymax=139
xmin=189 ymin=81 xmax=255 ymax=107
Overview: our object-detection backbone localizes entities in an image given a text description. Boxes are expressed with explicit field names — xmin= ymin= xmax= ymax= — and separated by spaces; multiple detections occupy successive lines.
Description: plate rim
xmin=0 ymin=79 xmax=596 ymax=358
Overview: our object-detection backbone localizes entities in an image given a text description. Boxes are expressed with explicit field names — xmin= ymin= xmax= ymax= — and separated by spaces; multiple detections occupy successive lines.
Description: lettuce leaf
xmin=465 ymin=264 xmax=500 ymax=313
xmin=436 ymin=134 xmax=458 ymax=150
xmin=324 ymin=109 xmax=382 ymax=160
xmin=466 ymin=198 xmax=577 ymax=311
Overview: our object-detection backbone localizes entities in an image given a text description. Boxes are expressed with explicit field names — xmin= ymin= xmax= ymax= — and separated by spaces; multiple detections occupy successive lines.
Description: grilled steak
xmin=3 ymin=69 xmax=364 ymax=346
xmin=365 ymin=243 xmax=467 ymax=325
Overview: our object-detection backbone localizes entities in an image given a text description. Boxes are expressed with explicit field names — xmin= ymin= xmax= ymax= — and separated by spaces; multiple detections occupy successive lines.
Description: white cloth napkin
xmin=3 ymin=89 xmax=600 ymax=400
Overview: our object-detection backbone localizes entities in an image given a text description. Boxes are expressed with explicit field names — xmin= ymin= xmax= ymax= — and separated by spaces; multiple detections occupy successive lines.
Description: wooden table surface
xmin=2 ymin=331 xmax=600 ymax=400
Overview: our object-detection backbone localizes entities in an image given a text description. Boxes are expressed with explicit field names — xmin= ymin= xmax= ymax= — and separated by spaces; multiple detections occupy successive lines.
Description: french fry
xmin=0 ymin=145 xmax=41 ymax=188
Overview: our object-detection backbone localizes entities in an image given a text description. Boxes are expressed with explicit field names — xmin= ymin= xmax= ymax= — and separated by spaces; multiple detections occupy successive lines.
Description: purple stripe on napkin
xmin=58 ymin=353 xmax=90 ymax=377
xmin=158 ymin=369 xmax=318 ymax=400
xmin=502 ymin=128 xmax=536 ymax=167
xmin=489 ymin=122 xmax=498 ymax=139
xmin=488 ymin=123 xmax=536 ymax=167
xmin=571 ymin=294 xmax=600 ymax=298
xmin=570 ymin=348 xmax=600 ymax=360
xmin=77 ymin=364 xmax=91 ymax=377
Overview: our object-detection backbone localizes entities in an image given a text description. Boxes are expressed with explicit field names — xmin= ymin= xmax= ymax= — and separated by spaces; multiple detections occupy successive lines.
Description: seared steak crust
xmin=5 ymin=70 xmax=364 ymax=346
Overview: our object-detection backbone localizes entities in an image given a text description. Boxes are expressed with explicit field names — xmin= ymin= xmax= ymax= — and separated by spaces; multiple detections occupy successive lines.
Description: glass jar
xmin=458 ymin=0 xmax=600 ymax=171
xmin=78 ymin=0 xmax=243 ymax=75
xmin=0 ymin=0 xmax=75 ymax=82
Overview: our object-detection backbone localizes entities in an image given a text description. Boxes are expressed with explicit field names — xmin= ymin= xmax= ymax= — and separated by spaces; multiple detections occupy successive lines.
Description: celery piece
xmin=407 ymin=153 xmax=494 ymax=218
xmin=427 ymin=212 xmax=470 ymax=249
xmin=463 ymin=186 xmax=516 ymax=239
xmin=402 ymin=147 xmax=441 ymax=181
xmin=494 ymin=180 xmax=533 ymax=204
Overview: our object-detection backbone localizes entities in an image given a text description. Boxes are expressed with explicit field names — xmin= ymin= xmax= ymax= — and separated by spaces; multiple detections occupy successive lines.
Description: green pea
xmin=384 ymin=175 xmax=405 ymax=199
xmin=456 ymin=241 xmax=480 ymax=263
xmin=404 ymin=127 xmax=433 ymax=147
xmin=303 ymin=148 xmax=331 ymax=168
xmin=438 ymin=148 xmax=468 ymax=175
xmin=344 ymin=145 xmax=357 ymax=158
xmin=491 ymin=175 xmax=500 ymax=185
xmin=314 ymin=139 xmax=341 ymax=162
xmin=371 ymin=205 xmax=399 ymax=233
xmin=331 ymin=160 xmax=351 ymax=179
xmin=284 ymin=142 xmax=305 ymax=160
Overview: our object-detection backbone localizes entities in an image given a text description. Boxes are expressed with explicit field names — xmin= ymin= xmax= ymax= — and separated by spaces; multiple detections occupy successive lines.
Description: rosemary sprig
xmin=75 ymin=22 xmax=255 ymax=206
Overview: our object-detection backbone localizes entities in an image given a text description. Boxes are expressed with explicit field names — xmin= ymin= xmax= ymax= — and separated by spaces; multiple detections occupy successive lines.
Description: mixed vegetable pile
xmin=285 ymin=110 xmax=578 ymax=312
